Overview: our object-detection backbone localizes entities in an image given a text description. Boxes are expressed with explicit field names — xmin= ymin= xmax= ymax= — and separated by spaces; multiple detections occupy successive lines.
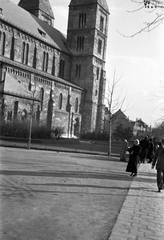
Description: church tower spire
xmin=18 ymin=0 xmax=54 ymax=26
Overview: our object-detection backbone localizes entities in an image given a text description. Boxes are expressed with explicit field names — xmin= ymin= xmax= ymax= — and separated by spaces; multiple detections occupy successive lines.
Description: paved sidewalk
xmin=109 ymin=163 xmax=164 ymax=240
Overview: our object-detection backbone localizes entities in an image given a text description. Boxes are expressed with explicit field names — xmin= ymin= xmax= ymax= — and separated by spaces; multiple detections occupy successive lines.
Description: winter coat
xmin=126 ymin=144 xmax=142 ymax=173
xmin=139 ymin=139 xmax=149 ymax=159
xmin=152 ymin=145 xmax=164 ymax=170
xmin=147 ymin=142 xmax=154 ymax=159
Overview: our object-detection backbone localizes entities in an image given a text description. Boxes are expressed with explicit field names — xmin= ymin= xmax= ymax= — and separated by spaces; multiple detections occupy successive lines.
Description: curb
xmin=0 ymin=142 xmax=120 ymax=158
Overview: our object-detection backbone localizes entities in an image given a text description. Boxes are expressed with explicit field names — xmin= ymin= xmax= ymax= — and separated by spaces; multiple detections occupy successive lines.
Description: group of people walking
xmin=126 ymin=136 xmax=164 ymax=192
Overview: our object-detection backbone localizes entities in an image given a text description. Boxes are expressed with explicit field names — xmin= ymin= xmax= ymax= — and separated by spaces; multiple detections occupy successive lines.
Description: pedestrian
xmin=147 ymin=138 xmax=154 ymax=163
xmin=126 ymin=139 xmax=142 ymax=177
xmin=139 ymin=136 xmax=150 ymax=163
xmin=152 ymin=139 xmax=164 ymax=192
xmin=153 ymin=137 xmax=158 ymax=152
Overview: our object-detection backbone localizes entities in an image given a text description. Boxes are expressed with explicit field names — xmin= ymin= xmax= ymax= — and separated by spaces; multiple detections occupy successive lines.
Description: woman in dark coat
xmin=126 ymin=139 xmax=142 ymax=176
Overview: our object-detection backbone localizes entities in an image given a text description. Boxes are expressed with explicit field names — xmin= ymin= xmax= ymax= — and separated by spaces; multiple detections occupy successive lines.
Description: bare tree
xmin=153 ymin=121 xmax=164 ymax=139
xmin=119 ymin=0 xmax=164 ymax=37
xmin=105 ymin=70 xmax=130 ymax=157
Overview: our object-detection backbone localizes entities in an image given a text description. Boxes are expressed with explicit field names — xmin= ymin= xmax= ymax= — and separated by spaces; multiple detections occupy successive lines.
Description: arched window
xmin=79 ymin=13 xmax=81 ymax=28
xmin=96 ymin=67 xmax=100 ymax=80
xmin=36 ymin=105 xmax=40 ymax=124
xmin=75 ymin=98 xmax=78 ymax=113
xmin=58 ymin=93 xmax=63 ymax=110
xmin=7 ymin=111 xmax=12 ymax=121
xmin=25 ymin=43 xmax=29 ymax=65
xmin=77 ymin=37 xmax=79 ymax=50
xmin=10 ymin=36 xmax=15 ymax=60
xmin=100 ymin=16 xmax=104 ymax=32
xmin=22 ymin=42 xmax=29 ymax=65
xmin=59 ymin=59 xmax=65 ymax=78
xmin=42 ymin=51 xmax=49 ymax=72
xmin=98 ymin=39 xmax=102 ymax=54
xmin=76 ymin=64 xmax=81 ymax=77
xmin=79 ymin=12 xmax=86 ymax=28
xmin=22 ymin=42 xmax=25 ymax=63
xmin=2 ymin=32 xmax=6 ymax=56
xmin=42 ymin=51 xmax=45 ymax=71
xmin=46 ymin=52 xmax=49 ymax=72
xmin=51 ymin=55 xmax=55 ymax=75
xmin=14 ymin=101 xmax=19 ymax=120
xmin=77 ymin=36 xmax=85 ymax=51
xmin=33 ymin=46 xmax=37 ymax=68
xmin=28 ymin=81 xmax=32 ymax=91
xmin=40 ymin=88 xmax=44 ymax=111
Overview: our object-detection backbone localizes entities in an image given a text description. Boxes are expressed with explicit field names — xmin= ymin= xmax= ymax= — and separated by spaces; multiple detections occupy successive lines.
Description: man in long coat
xmin=139 ymin=136 xmax=150 ymax=163
xmin=152 ymin=139 xmax=164 ymax=192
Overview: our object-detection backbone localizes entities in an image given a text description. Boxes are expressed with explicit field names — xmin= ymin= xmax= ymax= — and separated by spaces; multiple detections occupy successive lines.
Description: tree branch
xmin=118 ymin=0 xmax=164 ymax=37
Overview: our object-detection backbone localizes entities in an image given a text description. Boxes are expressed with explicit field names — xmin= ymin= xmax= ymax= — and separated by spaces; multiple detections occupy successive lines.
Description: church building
xmin=0 ymin=0 xmax=109 ymax=137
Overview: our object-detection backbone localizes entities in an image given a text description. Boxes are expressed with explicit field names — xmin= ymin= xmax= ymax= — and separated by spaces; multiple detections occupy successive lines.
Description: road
xmin=0 ymin=147 xmax=132 ymax=240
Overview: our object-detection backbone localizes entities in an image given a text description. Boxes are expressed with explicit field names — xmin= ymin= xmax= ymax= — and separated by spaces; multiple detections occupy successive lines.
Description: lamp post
xmin=27 ymin=103 xmax=33 ymax=150
xmin=27 ymin=84 xmax=35 ymax=150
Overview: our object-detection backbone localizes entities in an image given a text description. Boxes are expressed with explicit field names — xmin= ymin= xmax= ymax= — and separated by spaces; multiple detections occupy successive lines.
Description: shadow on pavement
xmin=0 ymin=170 xmax=131 ymax=181
xmin=70 ymin=154 xmax=122 ymax=162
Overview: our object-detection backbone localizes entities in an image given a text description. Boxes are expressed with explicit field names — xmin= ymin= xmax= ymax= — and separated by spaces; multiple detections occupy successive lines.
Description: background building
xmin=132 ymin=118 xmax=152 ymax=139
xmin=104 ymin=109 xmax=152 ymax=141
xmin=0 ymin=0 xmax=109 ymax=137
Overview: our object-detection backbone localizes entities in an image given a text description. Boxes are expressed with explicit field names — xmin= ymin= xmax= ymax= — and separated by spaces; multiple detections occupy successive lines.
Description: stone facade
xmin=0 ymin=0 xmax=109 ymax=137
xmin=67 ymin=0 xmax=109 ymax=132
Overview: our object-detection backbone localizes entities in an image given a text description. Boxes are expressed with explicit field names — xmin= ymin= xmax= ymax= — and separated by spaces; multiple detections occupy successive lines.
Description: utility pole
xmin=27 ymin=100 xmax=34 ymax=150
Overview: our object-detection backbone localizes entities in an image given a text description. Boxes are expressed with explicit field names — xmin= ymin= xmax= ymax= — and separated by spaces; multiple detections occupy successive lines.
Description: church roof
xmin=18 ymin=0 xmax=54 ymax=19
xmin=69 ymin=0 xmax=109 ymax=13
xmin=0 ymin=0 xmax=69 ymax=54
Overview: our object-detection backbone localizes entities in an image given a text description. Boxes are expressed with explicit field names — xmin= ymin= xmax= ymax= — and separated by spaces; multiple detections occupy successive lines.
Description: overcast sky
xmin=10 ymin=0 xmax=164 ymax=127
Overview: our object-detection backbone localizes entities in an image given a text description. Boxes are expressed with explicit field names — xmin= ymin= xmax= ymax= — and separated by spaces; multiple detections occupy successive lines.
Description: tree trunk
xmin=108 ymin=119 xmax=112 ymax=157
xmin=27 ymin=114 xmax=32 ymax=150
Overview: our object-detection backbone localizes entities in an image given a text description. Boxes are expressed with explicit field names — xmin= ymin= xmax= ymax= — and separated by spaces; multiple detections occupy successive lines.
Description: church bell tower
xmin=18 ymin=0 xmax=54 ymax=26
xmin=67 ymin=0 xmax=109 ymax=133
